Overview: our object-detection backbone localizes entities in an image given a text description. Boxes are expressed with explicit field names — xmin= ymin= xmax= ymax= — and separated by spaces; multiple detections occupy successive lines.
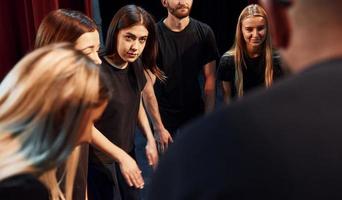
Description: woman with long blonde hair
xmin=0 ymin=43 xmax=109 ymax=200
xmin=218 ymin=4 xmax=283 ymax=104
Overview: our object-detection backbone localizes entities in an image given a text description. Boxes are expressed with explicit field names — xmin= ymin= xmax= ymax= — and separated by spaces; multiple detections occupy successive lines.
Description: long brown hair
xmin=105 ymin=5 xmax=165 ymax=80
xmin=35 ymin=9 xmax=98 ymax=48
xmin=227 ymin=4 xmax=274 ymax=97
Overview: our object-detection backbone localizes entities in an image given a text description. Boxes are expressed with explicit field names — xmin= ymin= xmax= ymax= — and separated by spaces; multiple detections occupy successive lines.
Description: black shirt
xmin=217 ymin=53 xmax=283 ymax=98
xmin=155 ymin=18 xmax=219 ymax=130
xmin=0 ymin=174 xmax=49 ymax=200
xmin=89 ymin=58 xmax=146 ymax=164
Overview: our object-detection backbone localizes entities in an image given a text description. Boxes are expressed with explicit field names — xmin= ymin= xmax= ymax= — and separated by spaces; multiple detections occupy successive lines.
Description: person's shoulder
xmin=132 ymin=58 xmax=146 ymax=76
xmin=191 ymin=18 xmax=211 ymax=29
xmin=156 ymin=19 xmax=163 ymax=27
xmin=100 ymin=56 xmax=110 ymax=68
xmin=220 ymin=52 xmax=234 ymax=65
xmin=156 ymin=19 xmax=166 ymax=30
xmin=221 ymin=51 xmax=234 ymax=60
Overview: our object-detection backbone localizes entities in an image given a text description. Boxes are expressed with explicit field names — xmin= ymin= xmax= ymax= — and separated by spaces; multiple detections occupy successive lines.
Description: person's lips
xmin=127 ymin=52 xmax=138 ymax=58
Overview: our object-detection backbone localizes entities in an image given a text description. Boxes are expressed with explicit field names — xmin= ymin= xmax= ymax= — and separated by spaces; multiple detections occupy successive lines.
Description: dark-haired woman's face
xmin=116 ymin=24 xmax=148 ymax=64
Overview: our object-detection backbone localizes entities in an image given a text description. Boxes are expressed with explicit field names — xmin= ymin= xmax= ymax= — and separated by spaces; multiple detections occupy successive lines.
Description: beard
xmin=168 ymin=4 xmax=191 ymax=19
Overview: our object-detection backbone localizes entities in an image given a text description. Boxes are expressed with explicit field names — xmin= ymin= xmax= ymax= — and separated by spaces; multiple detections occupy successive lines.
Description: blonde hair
xmin=228 ymin=4 xmax=274 ymax=97
xmin=0 ymin=43 xmax=108 ymax=199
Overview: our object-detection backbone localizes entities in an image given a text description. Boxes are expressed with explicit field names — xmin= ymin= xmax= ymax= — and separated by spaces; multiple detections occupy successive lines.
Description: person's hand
xmin=154 ymin=127 xmax=173 ymax=153
xmin=118 ymin=153 xmax=144 ymax=189
xmin=145 ymin=137 xmax=159 ymax=169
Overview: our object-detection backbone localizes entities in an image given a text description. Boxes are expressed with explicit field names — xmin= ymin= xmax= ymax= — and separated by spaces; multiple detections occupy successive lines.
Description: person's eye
xmin=139 ymin=37 xmax=147 ymax=44
xmin=257 ymin=26 xmax=265 ymax=31
xmin=82 ymin=50 xmax=92 ymax=55
xmin=125 ymin=35 xmax=135 ymax=41
xmin=245 ymin=28 xmax=253 ymax=32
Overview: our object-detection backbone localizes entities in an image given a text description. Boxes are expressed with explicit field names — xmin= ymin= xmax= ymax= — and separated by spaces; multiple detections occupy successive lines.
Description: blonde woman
xmin=217 ymin=4 xmax=283 ymax=104
xmin=0 ymin=43 xmax=109 ymax=200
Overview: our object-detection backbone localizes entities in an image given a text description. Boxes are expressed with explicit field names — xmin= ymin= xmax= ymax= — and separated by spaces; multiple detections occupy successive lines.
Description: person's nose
xmin=178 ymin=0 xmax=186 ymax=5
xmin=252 ymin=29 xmax=258 ymax=38
xmin=93 ymin=53 xmax=102 ymax=64
xmin=130 ymin=41 xmax=139 ymax=52
xmin=88 ymin=51 xmax=102 ymax=64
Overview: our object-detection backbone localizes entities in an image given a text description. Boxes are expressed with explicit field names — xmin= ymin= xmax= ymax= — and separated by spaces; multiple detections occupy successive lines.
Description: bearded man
xmin=153 ymin=0 xmax=219 ymax=140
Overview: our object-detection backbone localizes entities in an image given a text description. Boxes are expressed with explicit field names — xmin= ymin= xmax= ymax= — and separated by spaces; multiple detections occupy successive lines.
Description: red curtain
xmin=0 ymin=0 xmax=92 ymax=80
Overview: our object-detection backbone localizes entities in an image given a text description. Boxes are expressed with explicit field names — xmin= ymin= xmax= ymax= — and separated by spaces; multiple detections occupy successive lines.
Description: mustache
xmin=176 ymin=4 xmax=189 ymax=10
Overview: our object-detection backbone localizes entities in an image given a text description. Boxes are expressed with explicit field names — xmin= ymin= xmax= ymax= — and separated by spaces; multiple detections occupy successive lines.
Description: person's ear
xmin=260 ymin=0 xmax=292 ymax=48
xmin=161 ymin=0 xmax=167 ymax=7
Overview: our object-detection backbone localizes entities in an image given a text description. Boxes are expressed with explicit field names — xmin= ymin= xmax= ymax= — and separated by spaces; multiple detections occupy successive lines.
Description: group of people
xmin=149 ymin=0 xmax=342 ymax=199
xmin=2 ymin=0 xmax=341 ymax=199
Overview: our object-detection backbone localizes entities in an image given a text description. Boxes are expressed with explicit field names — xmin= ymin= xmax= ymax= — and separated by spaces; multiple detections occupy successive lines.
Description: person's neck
xmin=105 ymin=56 xmax=128 ymax=69
xmin=163 ymin=14 xmax=190 ymax=32
xmin=246 ymin=46 xmax=262 ymax=58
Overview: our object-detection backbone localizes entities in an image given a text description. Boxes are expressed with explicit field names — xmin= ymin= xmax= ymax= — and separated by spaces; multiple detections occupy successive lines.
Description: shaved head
xmin=260 ymin=0 xmax=342 ymax=72
xmin=291 ymin=0 xmax=342 ymax=27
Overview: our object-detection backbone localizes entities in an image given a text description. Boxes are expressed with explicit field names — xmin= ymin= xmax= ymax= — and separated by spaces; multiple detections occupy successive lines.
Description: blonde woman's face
xmin=241 ymin=16 xmax=267 ymax=50
xmin=75 ymin=30 xmax=101 ymax=64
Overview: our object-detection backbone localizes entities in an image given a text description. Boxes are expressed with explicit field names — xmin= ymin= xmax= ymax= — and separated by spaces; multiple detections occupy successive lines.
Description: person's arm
xmin=89 ymin=126 xmax=144 ymax=188
xmin=137 ymin=97 xmax=158 ymax=168
xmin=203 ymin=60 xmax=216 ymax=113
xmin=217 ymin=54 xmax=235 ymax=105
xmin=142 ymin=70 xmax=173 ymax=153
xmin=221 ymin=81 xmax=232 ymax=105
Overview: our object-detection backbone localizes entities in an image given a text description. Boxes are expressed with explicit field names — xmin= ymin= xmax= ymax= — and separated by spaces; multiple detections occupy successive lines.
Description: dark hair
xmin=35 ymin=9 xmax=98 ymax=48
xmin=105 ymin=5 xmax=164 ymax=80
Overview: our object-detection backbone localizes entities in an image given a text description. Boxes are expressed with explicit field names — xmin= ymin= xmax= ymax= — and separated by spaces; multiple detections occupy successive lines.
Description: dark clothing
xmin=89 ymin=58 xmax=146 ymax=164
xmin=88 ymin=58 xmax=146 ymax=200
xmin=0 ymin=174 xmax=49 ymax=200
xmin=217 ymin=53 xmax=283 ymax=98
xmin=88 ymin=162 xmax=121 ymax=200
xmin=88 ymin=151 xmax=140 ymax=200
xmin=155 ymin=18 xmax=219 ymax=132
xmin=114 ymin=154 xmax=140 ymax=200
xmin=149 ymin=58 xmax=342 ymax=199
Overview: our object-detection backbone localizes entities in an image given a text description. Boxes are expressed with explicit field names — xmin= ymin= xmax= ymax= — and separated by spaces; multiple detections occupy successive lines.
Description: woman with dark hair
xmin=35 ymin=9 xmax=144 ymax=200
xmin=88 ymin=5 xmax=159 ymax=200
xmin=35 ymin=9 xmax=101 ymax=63
xmin=217 ymin=4 xmax=283 ymax=104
